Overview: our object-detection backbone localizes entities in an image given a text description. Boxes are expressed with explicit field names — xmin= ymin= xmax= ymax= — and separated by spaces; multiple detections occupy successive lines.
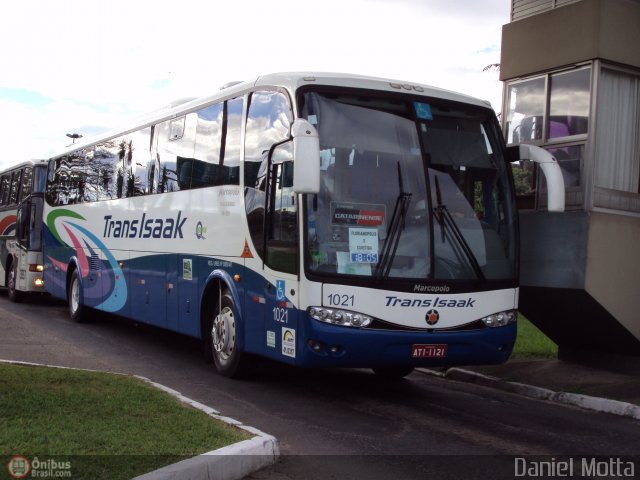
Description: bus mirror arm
xmin=513 ymin=144 xmax=565 ymax=213
xmin=291 ymin=119 xmax=320 ymax=194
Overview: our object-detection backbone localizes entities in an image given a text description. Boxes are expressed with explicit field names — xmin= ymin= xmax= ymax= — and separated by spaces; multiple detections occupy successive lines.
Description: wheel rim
xmin=212 ymin=306 xmax=235 ymax=361
xmin=71 ymin=278 xmax=80 ymax=314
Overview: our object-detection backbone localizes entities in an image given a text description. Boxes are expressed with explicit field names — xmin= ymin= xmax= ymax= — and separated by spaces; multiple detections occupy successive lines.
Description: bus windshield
xmin=301 ymin=90 xmax=516 ymax=282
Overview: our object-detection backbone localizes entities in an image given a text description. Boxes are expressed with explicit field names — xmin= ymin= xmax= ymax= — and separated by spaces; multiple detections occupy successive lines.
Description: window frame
xmin=504 ymin=65 xmax=592 ymax=147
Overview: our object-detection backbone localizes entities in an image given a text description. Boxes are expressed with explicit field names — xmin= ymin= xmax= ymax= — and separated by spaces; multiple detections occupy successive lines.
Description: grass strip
xmin=0 ymin=363 xmax=250 ymax=479
xmin=513 ymin=314 xmax=558 ymax=359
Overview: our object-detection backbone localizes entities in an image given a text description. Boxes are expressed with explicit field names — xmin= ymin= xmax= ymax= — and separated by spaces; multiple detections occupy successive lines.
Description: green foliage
xmin=510 ymin=163 xmax=535 ymax=196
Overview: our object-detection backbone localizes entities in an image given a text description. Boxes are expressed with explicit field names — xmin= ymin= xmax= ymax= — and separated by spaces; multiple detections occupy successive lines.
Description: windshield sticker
xmin=349 ymin=228 xmax=379 ymax=263
xmin=414 ymin=102 xmax=433 ymax=120
xmin=330 ymin=202 xmax=385 ymax=227
xmin=337 ymin=251 xmax=372 ymax=275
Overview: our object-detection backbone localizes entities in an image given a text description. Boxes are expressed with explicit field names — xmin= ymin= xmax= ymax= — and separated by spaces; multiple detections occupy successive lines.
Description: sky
xmin=0 ymin=0 xmax=509 ymax=170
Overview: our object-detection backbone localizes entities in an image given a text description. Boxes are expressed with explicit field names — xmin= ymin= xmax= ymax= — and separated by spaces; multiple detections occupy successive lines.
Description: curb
xmin=418 ymin=367 xmax=640 ymax=420
xmin=132 ymin=376 xmax=279 ymax=480
xmin=1 ymin=359 xmax=279 ymax=480
xmin=133 ymin=435 xmax=278 ymax=480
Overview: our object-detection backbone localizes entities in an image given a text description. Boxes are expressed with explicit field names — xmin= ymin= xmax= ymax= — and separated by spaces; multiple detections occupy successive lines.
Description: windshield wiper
xmin=374 ymin=162 xmax=412 ymax=280
xmin=433 ymin=176 xmax=485 ymax=281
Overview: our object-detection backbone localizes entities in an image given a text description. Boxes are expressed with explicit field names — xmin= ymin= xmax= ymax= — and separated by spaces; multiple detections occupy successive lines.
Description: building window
xmin=505 ymin=66 xmax=592 ymax=210
xmin=548 ymin=69 xmax=590 ymax=139
xmin=506 ymin=76 xmax=546 ymax=144
xmin=506 ymin=66 xmax=591 ymax=145
xmin=594 ymin=68 xmax=640 ymax=193
xmin=546 ymin=144 xmax=582 ymax=189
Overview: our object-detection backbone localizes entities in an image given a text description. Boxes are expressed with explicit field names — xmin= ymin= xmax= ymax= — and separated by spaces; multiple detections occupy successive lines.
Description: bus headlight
xmin=308 ymin=307 xmax=372 ymax=328
xmin=481 ymin=310 xmax=517 ymax=328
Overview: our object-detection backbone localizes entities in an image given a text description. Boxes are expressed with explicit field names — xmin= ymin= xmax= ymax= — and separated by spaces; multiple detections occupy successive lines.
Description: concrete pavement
xmin=421 ymin=357 xmax=640 ymax=420
xmin=3 ymin=295 xmax=640 ymax=480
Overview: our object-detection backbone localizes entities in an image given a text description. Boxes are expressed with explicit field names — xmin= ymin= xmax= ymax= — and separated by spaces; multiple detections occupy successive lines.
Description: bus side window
xmin=91 ymin=137 xmax=125 ymax=200
xmin=0 ymin=174 xmax=10 ymax=206
xmin=19 ymin=167 xmax=32 ymax=202
xmin=244 ymin=90 xmax=293 ymax=261
xmin=193 ymin=102 xmax=223 ymax=189
xmin=16 ymin=202 xmax=29 ymax=247
xmin=9 ymin=170 xmax=22 ymax=205
xmin=222 ymin=97 xmax=243 ymax=186
xmin=266 ymin=143 xmax=297 ymax=274
xmin=157 ymin=114 xmax=196 ymax=193
xmin=127 ymin=127 xmax=152 ymax=196
xmin=191 ymin=97 xmax=243 ymax=188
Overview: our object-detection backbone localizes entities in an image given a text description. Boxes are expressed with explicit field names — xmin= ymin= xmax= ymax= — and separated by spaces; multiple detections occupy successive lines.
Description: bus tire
xmin=7 ymin=260 xmax=24 ymax=303
xmin=372 ymin=367 xmax=414 ymax=380
xmin=68 ymin=269 xmax=88 ymax=323
xmin=205 ymin=289 xmax=246 ymax=378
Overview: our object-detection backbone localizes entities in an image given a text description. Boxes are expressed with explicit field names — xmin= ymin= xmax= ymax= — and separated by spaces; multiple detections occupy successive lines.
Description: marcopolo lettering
xmin=384 ymin=295 xmax=476 ymax=308
xmin=413 ymin=284 xmax=451 ymax=293
xmin=103 ymin=212 xmax=187 ymax=239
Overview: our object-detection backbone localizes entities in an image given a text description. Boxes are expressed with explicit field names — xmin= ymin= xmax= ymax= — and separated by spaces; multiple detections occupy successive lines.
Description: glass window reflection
xmin=244 ymin=90 xmax=293 ymax=261
xmin=545 ymin=144 xmax=583 ymax=189
xmin=548 ymin=68 xmax=590 ymax=139
xmin=157 ymin=114 xmax=196 ymax=193
xmin=223 ymin=97 xmax=243 ymax=186
xmin=19 ymin=167 xmax=32 ymax=201
xmin=506 ymin=77 xmax=545 ymax=144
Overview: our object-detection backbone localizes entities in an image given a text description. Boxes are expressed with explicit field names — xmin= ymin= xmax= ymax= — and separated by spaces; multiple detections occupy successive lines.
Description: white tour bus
xmin=42 ymin=73 xmax=564 ymax=378
xmin=0 ymin=160 xmax=47 ymax=301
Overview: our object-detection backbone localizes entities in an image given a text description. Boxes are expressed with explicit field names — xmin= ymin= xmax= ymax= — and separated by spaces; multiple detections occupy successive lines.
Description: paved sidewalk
xmin=421 ymin=357 xmax=640 ymax=420
xmin=469 ymin=358 xmax=640 ymax=406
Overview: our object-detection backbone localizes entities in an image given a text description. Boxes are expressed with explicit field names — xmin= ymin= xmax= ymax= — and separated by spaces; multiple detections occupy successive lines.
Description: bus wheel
xmin=7 ymin=261 xmax=24 ymax=303
xmin=68 ymin=269 xmax=88 ymax=323
xmin=372 ymin=367 xmax=414 ymax=380
xmin=206 ymin=290 xmax=245 ymax=378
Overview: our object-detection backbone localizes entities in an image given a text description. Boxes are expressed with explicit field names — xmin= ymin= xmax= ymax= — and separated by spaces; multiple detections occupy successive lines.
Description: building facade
xmin=501 ymin=0 xmax=640 ymax=362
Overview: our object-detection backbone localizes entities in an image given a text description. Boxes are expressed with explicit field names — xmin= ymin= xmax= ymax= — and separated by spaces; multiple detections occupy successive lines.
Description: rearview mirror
xmin=291 ymin=119 xmax=320 ymax=194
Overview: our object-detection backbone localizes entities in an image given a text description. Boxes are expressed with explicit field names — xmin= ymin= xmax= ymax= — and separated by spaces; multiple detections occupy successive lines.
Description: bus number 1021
xmin=326 ymin=294 xmax=354 ymax=307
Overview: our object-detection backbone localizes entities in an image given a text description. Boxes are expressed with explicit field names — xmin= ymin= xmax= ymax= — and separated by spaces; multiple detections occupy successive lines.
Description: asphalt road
xmin=2 ymin=293 xmax=639 ymax=479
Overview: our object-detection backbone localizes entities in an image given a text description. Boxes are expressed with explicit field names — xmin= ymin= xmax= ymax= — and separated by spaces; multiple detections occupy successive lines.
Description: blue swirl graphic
xmin=67 ymin=221 xmax=127 ymax=312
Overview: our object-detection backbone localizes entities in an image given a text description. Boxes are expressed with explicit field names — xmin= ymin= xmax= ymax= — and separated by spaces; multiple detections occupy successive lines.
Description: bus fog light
xmin=307 ymin=339 xmax=326 ymax=353
xmin=308 ymin=307 xmax=372 ymax=328
xmin=481 ymin=310 xmax=517 ymax=328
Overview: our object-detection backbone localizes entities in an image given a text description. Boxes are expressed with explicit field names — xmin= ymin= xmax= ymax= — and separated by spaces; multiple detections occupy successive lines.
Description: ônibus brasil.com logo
xmin=7 ymin=455 xmax=72 ymax=478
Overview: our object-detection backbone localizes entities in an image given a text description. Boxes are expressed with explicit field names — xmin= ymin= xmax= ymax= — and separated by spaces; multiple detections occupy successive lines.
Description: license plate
xmin=411 ymin=344 xmax=448 ymax=358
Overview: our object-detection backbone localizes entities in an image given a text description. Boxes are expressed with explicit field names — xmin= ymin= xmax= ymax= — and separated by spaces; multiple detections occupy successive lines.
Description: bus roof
xmin=50 ymin=72 xmax=494 ymax=160
xmin=0 ymin=160 xmax=47 ymax=175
